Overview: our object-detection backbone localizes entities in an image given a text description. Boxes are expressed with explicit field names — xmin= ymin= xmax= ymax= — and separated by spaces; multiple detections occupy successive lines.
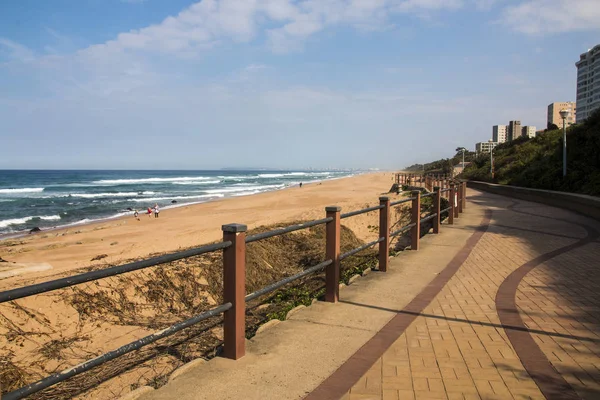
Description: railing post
xmin=462 ymin=182 xmax=467 ymax=210
xmin=433 ymin=186 xmax=441 ymax=234
xmin=410 ymin=191 xmax=421 ymax=250
xmin=325 ymin=206 xmax=341 ymax=303
xmin=378 ymin=196 xmax=390 ymax=272
xmin=450 ymin=184 xmax=456 ymax=223
xmin=222 ymin=223 xmax=247 ymax=360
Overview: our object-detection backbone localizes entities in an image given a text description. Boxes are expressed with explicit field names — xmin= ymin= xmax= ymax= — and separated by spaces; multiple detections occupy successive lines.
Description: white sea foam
xmin=128 ymin=194 xmax=225 ymax=203
xmin=231 ymin=190 xmax=262 ymax=197
xmin=258 ymin=173 xmax=285 ymax=178
xmin=93 ymin=177 xmax=212 ymax=185
xmin=203 ymin=184 xmax=285 ymax=194
xmin=173 ymin=180 xmax=221 ymax=185
xmin=40 ymin=215 xmax=61 ymax=221
xmin=74 ymin=192 xmax=156 ymax=198
xmin=0 ymin=188 xmax=44 ymax=194
xmin=0 ymin=215 xmax=61 ymax=228
xmin=217 ymin=175 xmax=255 ymax=180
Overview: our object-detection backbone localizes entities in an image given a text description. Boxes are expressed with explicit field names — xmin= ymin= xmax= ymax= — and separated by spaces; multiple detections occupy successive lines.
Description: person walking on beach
xmin=299 ymin=182 xmax=303 ymax=188
xmin=154 ymin=203 xmax=160 ymax=218
xmin=133 ymin=209 xmax=139 ymax=221
xmin=147 ymin=207 xmax=152 ymax=218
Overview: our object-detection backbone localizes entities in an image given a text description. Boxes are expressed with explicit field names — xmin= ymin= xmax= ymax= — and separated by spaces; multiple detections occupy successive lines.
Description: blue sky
xmin=1 ymin=0 xmax=599 ymax=170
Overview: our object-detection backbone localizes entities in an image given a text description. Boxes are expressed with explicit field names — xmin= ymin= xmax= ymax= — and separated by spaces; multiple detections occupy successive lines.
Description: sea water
xmin=0 ymin=170 xmax=354 ymax=235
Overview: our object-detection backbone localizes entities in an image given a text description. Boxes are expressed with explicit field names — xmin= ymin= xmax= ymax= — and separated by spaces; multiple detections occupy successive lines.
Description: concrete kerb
xmin=255 ymin=319 xmax=281 ymax=335
xmin=285 ymin=305 xmax=306 ymax=319
xmin=168 ymin=359 xmax=207 ymax=382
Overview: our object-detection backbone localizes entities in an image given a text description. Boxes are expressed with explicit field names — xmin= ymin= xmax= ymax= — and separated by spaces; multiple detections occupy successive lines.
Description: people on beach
xmin=299 ymin=182 xmax=303 ymax=188
xmin=154 ymin=204 xmax=160 ymax=218
xmin=133 ymin=209 xmax=139 ymax=220
xmin=147 ymin=207 xmax=152 ymax=218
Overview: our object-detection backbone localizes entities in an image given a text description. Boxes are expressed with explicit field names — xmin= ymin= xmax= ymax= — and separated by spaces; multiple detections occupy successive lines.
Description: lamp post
xmin=456 ymin=147 xmax=466 ymax=173
xmin=488 ymin=139 xmax=495 ymax=179
xmin=559 ymin=109 xmax=569 ymax=177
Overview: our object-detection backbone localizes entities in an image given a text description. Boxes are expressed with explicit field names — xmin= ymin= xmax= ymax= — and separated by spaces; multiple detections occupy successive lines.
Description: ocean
xmin=0 ymin=170 xmax=354 ymax=236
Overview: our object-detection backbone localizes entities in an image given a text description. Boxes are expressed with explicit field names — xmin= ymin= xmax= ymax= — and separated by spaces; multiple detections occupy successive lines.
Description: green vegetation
xmin=461 ymin=109 xmax=600 ymax=196
xmin=405 ymin=149 xmax=476 ymax=175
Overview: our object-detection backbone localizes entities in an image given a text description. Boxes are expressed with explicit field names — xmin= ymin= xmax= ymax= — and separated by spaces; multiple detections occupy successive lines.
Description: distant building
xmin=476 ymin=141 xmax=498 ymax=154
xmin=576 ymin=44 xmax=600 ymax=123
xmin=507 ymin=120 xmax=521 ymax=141
xmin=521 ymin=126 xmax=536 ymax=138
xmin=548 ymin=102 xmax=576 ymax=128
xmin=535 ymin=129 xmax=545 ymax=137
xmin=492 ymin=125 xmax=508 ymax=143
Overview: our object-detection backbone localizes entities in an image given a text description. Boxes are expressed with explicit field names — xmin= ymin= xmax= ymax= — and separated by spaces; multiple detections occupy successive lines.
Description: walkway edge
xmin=304 ymin=210 xmax=492 ymax=400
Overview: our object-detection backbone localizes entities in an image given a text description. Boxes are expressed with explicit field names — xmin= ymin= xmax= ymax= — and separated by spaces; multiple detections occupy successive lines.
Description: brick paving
xmin=310 ymin=190 xmax=600 ymax=400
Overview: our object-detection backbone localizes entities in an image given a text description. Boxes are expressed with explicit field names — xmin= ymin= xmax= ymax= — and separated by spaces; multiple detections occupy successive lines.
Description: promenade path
xmin=140 ymin=189 xmax=600 ymax=400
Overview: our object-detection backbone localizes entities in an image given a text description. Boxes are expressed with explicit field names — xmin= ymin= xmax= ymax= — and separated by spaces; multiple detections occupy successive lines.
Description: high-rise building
xmin=492 ymin=125 xmax=507 ymax=143
xmin=507 ymin=121 xmax=521 ymax=141
xmin=576 ymin=44 xmax=600 ymax=123
xmin=476 ymin=141 xmax=497 ymax=154
xmin=521 ymin=126 xmax=536 ymax=138
xmin=548 ymin=102 xmax=576 ymax=128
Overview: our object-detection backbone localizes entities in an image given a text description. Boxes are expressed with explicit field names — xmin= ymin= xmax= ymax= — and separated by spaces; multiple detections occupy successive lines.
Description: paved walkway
xmin=308 ymin=190 xmax=600 ymax=400
xmin=140 ymin=189 xmax=600 ymax=400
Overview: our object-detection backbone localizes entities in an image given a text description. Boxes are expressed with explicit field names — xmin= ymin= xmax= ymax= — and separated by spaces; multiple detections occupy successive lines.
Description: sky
xmin=1 ymin=0 xmax=599 ymax=170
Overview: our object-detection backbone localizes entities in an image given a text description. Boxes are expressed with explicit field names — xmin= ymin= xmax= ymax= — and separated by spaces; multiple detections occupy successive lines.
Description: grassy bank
xmin=461 ymin=109 xmax=600 ymax=196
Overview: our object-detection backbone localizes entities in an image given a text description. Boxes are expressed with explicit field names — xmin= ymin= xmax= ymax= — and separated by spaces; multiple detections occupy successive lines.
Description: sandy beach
xmin=0 ymin=171 xmax=416 ymax=399
xmin=0 ymin=172 xmax=401 ymax=289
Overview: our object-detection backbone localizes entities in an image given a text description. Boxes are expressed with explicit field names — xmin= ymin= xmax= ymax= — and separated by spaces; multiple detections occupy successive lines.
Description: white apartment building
xmin=576 ymin=44 xmax=600 ymax=123
xmin=492 ymin=125 xmax=507 ymax=143
xmin=476 ymin=141 xmax=498 ymax=154
xmin=522 ymin=126 xmax=536 ymax=138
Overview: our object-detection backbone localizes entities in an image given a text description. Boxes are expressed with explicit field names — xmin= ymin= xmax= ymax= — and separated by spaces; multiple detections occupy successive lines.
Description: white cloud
xmin=0 ymin=38 xmax=35 ymax=63
xmin=501 ymin=0 xmax=600 ymax=34
xmin=68 ymin=0 xmax=477 ymax=59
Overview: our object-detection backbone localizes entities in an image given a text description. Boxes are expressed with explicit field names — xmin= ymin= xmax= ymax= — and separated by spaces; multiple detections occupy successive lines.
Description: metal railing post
xmin=462 ymin=182 xmax=467 ymax=210
xmin=449 ymin=184 xmax=456 ymax=224
xmin=222 ymin=223 xmax=247 ymax=360
xmin=325 ymin=206 xmax=341 ymax=303
xmin=433 ymin=186 xmax=441 ymax=234
xmin=411 ymin=191 xmax=421 ymax=250
xmin=458 ymin=182 xmax=464 ymax=214
xmin=378 ymin=196 xmax=390 ymax=272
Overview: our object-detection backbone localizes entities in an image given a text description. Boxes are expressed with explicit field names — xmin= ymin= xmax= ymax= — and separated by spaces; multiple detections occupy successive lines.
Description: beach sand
xmin=0 ymin=172 xmax=401 ymax=289
xmin=0 ymin=171 xmax=415 ymax=399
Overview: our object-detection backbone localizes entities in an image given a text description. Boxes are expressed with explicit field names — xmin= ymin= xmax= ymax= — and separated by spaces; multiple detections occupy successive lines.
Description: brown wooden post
xmin=462 ymin=182 xmax=467 ymax=210
xmin=433 ymin=186 xmax=441 ymax=234
xmin=222 ymin=223 xmax=247 ymax=360
xmin=410 ymin=190 xmax=421 ymax=250
xmin=325 ymin=206 xmax=341 ymax=303
xmin=451 ymin=183 xmax=458 ymax=221
xmin=378 ymin=196 xmax=390 ymax=272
